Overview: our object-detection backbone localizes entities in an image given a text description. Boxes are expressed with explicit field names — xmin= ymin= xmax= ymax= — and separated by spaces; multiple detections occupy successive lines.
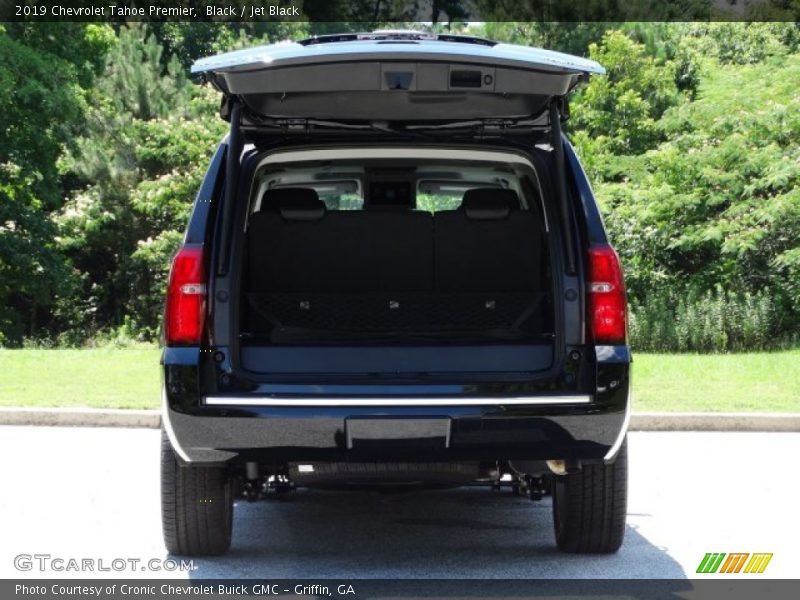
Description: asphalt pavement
xmin=0 ymin=427 xmax=797 ymax=579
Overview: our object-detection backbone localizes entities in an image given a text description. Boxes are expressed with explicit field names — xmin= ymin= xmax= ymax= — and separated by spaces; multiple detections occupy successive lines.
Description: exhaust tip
xmin=546 ymin=459 xmax=582 ymax=475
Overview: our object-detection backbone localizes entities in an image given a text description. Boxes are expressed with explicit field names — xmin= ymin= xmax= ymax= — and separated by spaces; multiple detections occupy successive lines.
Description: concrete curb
xmin=0 ymin=407 xmax=161 ymax=429
xmin=0 ymin=407 xmax=799 ymax=432
xmin=629 ymin=412 xmax=800 ymax=432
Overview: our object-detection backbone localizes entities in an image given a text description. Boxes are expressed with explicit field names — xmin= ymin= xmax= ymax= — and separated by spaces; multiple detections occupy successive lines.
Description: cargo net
xmin=245 ymin=292 xmax=546 ymax=344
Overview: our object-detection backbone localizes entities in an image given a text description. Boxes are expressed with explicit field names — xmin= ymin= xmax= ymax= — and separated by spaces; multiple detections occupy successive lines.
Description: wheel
xmin=552 ymin=438 xmax=627 ymax=553
xmin=160 ymin=429 xmax=234 ymax=556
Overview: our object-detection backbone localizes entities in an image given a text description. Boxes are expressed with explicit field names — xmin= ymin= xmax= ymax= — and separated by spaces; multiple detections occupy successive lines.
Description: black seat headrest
xmin=260 ymin=187 xmax=326 ymax=221
xmin=460 ymin=188 xmax=519 ymax=220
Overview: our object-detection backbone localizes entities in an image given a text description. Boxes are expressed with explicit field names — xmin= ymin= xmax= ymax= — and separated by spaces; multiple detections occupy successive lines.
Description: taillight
xmin=586 ymin=244 xmax=627 ymax=344
xmin=165 ymin=244 xmax=207 ymax=345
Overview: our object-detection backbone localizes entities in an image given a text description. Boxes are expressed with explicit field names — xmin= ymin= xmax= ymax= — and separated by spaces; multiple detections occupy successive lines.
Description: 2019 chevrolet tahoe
xmin=160 ymin=30 xmax=630 ymax=556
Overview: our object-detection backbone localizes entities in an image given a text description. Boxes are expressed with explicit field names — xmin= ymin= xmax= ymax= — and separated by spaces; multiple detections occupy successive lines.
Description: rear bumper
xmin=164 ymin=401 xmax=626 ymax=465
xmin=162 ymin=346 xmax=631 ymax=466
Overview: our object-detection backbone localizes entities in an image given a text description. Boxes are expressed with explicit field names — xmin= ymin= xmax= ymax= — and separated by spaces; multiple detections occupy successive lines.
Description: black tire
xmin=552 ymin=438 xmax=627 ymax=553
xmin=160 ymin=429 xmax=234 ymax=556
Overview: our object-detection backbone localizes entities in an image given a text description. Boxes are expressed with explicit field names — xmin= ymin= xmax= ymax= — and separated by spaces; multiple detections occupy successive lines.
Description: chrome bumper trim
xmin=203 ymin=395 xmax=592 ymax=407
xmin=604 ymin=398 xmax=631 ymax=463
xmin=161 ymin=387 xmax=191 ymax=463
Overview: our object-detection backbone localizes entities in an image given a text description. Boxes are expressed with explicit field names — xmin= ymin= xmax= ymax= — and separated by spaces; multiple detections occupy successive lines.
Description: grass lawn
xmin=0 ymin=348 xmax=798 ymax=413
xmin=633 ymin=351 xmax=800 ymax=413
xmin=0 ymin=347 xmax=161 ymax=410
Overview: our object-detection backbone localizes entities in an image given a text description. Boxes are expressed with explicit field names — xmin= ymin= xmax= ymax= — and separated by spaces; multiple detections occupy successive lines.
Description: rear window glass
xmin=318 ymin=191 xmax=363 ymax=211
xmin=255 ymin=161 xmax=534 ymax=214
xmin=274 ymin=182 xmax=363 ymax=210
xmin=416 ymin=181 xmax=504 ymax=213
xmin=416 ymin=193 xmax=462 ymax=212
xmin=264 ymin=182 xmax=519 ymax=212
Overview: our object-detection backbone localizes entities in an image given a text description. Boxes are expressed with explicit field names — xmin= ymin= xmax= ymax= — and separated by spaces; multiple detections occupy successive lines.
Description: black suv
xmin=161 ymin=31 xmax=630 ymax=557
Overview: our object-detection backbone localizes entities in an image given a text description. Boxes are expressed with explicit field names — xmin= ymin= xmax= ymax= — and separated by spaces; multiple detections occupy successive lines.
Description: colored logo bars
xmin=696 ymin=553 xmax=773 ymax=574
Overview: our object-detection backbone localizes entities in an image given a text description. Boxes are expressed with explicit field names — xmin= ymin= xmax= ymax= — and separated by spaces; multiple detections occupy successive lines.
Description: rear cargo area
xmin=237 ymin=154 xmax=555 ymax=375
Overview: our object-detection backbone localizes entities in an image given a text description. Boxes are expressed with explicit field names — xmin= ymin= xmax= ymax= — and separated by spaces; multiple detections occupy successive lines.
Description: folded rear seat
xmin=435 ymin=188 xmax=541 ymax=291
xmin=246 ymin=187 xmax=546 ymax=342
xmin=247 ymin=188 xmax=434 ymax=338
xmin=248 ymin=188 xmax=432 ymax=293
xmin=432 ymin=188 xmax=546 ymax=335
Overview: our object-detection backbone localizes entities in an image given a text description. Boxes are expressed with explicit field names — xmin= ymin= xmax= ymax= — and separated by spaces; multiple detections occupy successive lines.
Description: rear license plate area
xmin=345 ymin=417 xmax=451 ymax=450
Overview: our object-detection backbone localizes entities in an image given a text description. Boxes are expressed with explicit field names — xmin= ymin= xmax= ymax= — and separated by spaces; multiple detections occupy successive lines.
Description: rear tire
xmin=160 ymin=429 xmax=234 ymax=556
xmin=552 ymin=438 xmax=627 ymax=553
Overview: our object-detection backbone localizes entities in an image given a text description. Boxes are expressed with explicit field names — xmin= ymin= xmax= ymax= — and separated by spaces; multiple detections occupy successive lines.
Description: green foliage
xmin=0 ymin=33 xmax=86 ymax=207
xmin=1 ymin=22 xmax=799 ymax=351
xmin=602 ymin=52 xmax=799 ymax=346
xmin=98 ymin=26 xmax=189 ymax=121
xmin=0 ymin=30 xmax=100 ymax=345
xmin=479 ymin=22 xmax=610 ymax=56
xmin=4 ymin=23 xmax=115 ymax=88
xmin=578 ymin=25 xmax=800 ymax=351
xmin=571 ymin=30 xmax=682 ymax=155
xmin=55 ymin=25 xmax=226 ymax=342
xmin=697 ymin=22 xmax=794 ymax=65
xmin=629 ymin=287 xmax=786 ymax=353
xmin=151 ymin=21 xmax=313 ymax=67
xmin=0 ymin=165 xmax=73 ymax=345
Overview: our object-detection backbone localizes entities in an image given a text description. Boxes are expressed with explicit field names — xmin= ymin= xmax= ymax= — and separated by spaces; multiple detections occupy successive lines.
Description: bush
xmin=629 ymin=287 xmax=794 ymax=353
xmin=587 ymin=42 xmax=800 ymax=349
xmin=53 ymin=27 xmax=225 ymax=346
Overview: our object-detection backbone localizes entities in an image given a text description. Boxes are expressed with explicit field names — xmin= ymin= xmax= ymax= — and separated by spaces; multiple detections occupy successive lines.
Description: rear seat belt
xmin=510 ymin=294 xmax=545 ymax=333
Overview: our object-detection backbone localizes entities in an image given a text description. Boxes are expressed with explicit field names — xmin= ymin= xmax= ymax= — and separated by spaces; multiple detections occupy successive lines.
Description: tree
xmin=150 ymin=21 xmax=313 ymax=68
xmin=57 ymin=25 xmax=226 ymax=341
xmin=479 ymin=22 xmax=611 ymax=56
xmin=570 ymin=30 xmax=681 ymax=157
xmin=591 ymin=35 xmax=800 ymax=348
xmin=0 ymin=29 xmax=100 ymax=343
xmin=3 ymin=23 xmax=114 ymax=88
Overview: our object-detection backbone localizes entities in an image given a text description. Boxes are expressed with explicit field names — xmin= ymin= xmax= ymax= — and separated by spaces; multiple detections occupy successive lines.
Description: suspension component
xmin=241 ymin=465 xmax=296 ymax=501
xmin=517 ymin=475 xmax=546 ymax=501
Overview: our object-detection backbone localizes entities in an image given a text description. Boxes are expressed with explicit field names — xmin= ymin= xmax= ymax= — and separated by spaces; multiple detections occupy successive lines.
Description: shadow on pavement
xmin=187 ymin=485 xmax=689 ymax=585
